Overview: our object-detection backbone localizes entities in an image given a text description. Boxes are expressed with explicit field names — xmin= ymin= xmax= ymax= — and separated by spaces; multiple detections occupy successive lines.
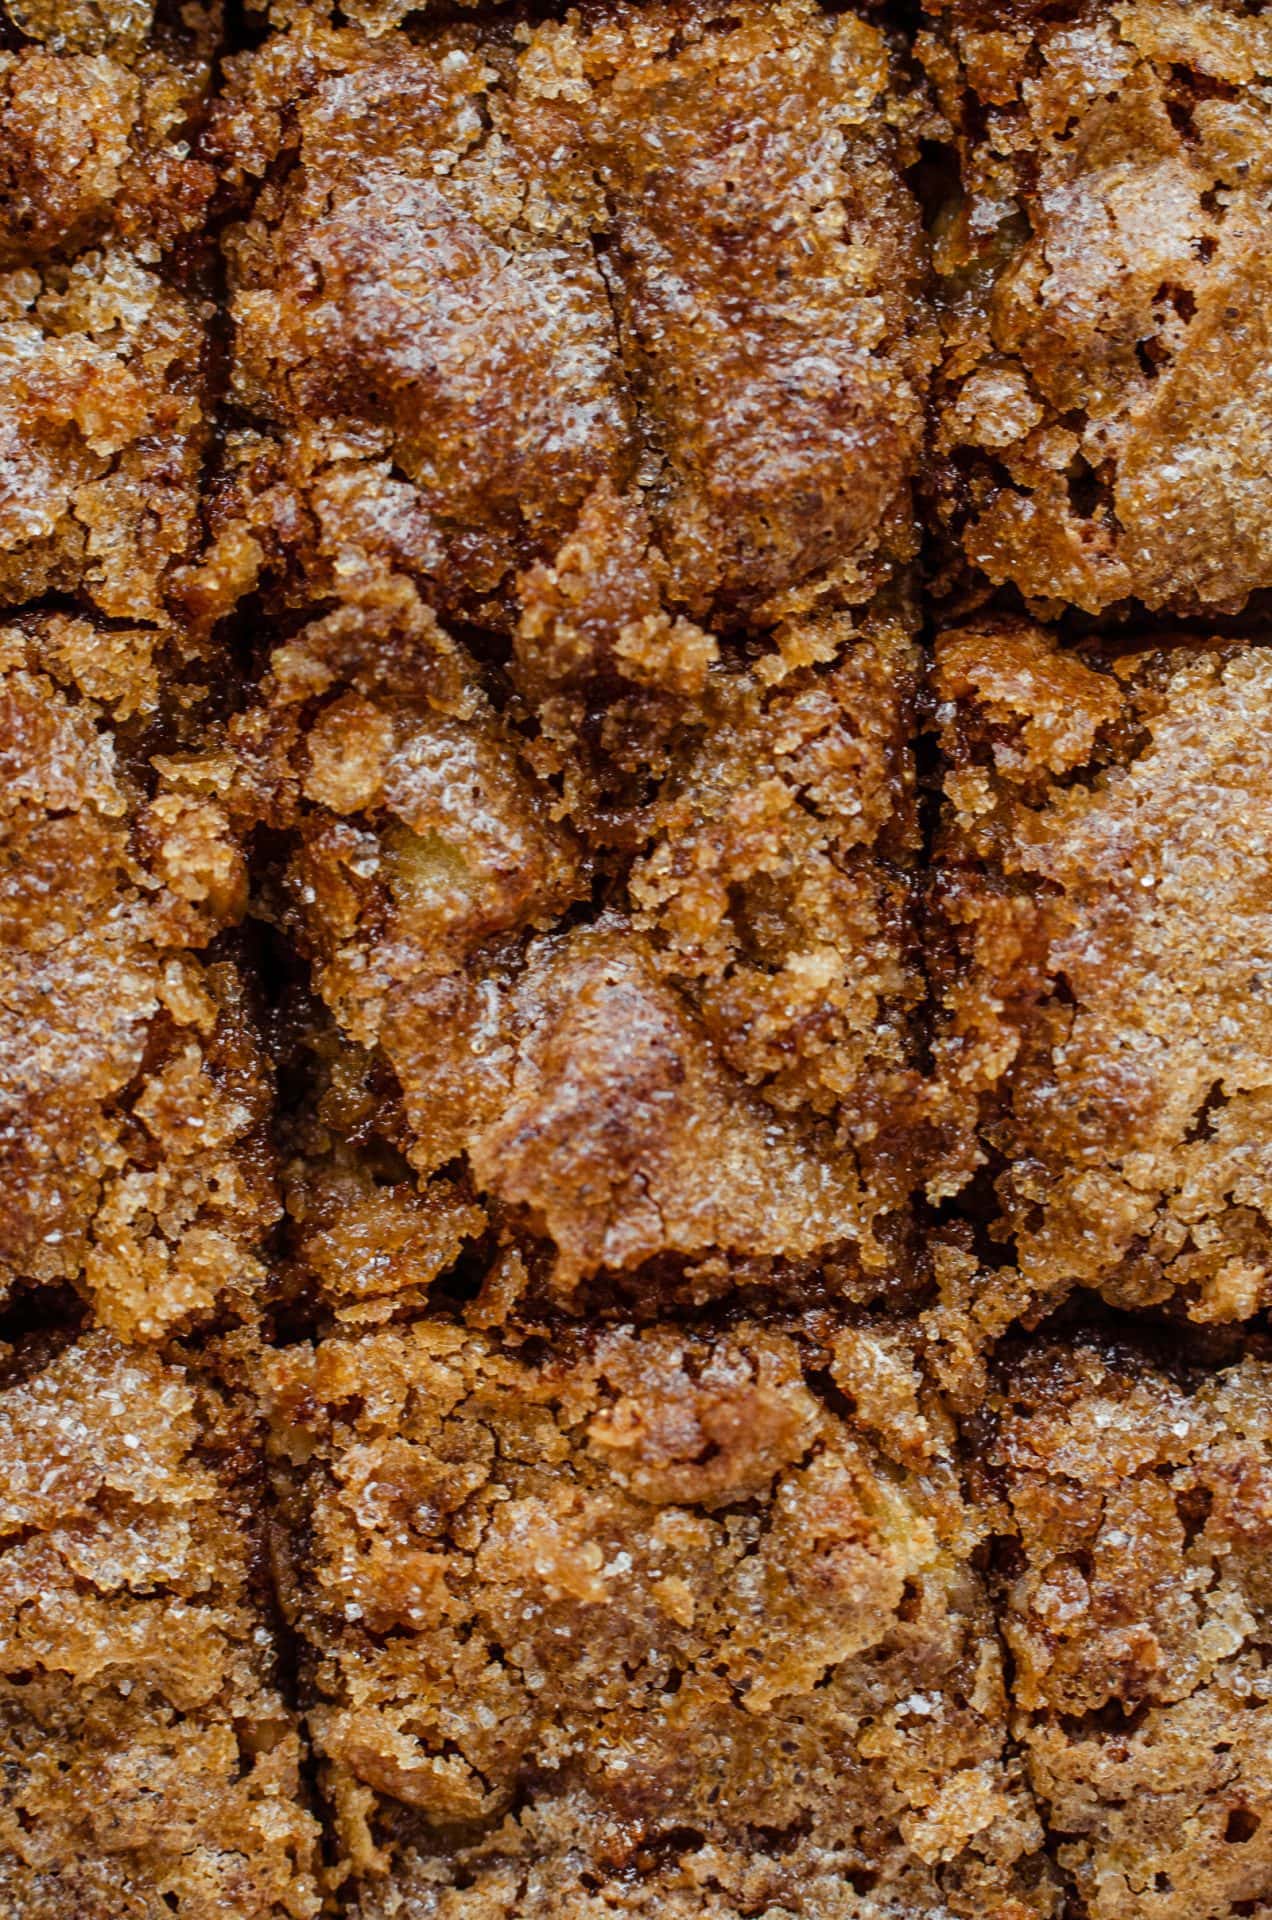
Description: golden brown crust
xmin=0 ymin=249 xmax=212 ymax=621
xmin=0 ymin=616 xmax=276 ymax=1339
xmin=0 ymin=5 xmax=218 ymax=620
xmin=225 ymin=583 xmax=930 ymax=1315
xmin=205 ymin=0 xmax=932 ymax=635
xmin=988 ymin=1337 xmax=1272 ymax=1920
xmin=931 ymin=619 xmax=1272 ymax=1324
xmin=198 ymin=2 xmax=937 ymax=1320
xmin=11 ymin=2 xmax=1272 ymax=1906
xmin=924 ymin=0 xmax=1272 ymax=617
xmin=0 ymin=1329 xmax=321 ymax=1918
xmin=260 ymin=1317 xmax=1057 ymax=1918
xmin=0 ymin=18 xmax=217 ymax=264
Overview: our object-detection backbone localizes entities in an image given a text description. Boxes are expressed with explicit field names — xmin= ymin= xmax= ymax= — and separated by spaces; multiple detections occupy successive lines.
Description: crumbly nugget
xmin=987 ymin=1336 xmax=1272 ymax=1920
xmin=0 ymin=4 xmax=217 ymax=262
xmin=930 ymin=619 xmax=1272 ymax=1324
xmin=0 ymin=614 xmax=277 ymax=1339
xmin=209 ymin=1 xmax=936 ymax=1312
xmin=206 ymin=0 xmax=932 ymax=634
xmin=1 ymin=0 xmax=196 ymax=55
xmin=239 ymin=0 xmax=477 ymax=30
xmin=227 ymin=581 xmax=929 ymax=1313
xmin=0 ymin=1328 xmax=320 ymax=1918
xmin=0 ymin=2 xmax=217 ymax=620
xmin=260 ymin=1315 xmax=1057 ymax=1918
xmin=923 ymin=0 xmax=1272 ymax=617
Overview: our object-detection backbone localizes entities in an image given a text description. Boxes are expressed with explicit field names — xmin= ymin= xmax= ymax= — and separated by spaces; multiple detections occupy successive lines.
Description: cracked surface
xmin=205 ymin=0 xmax=932 ymax=636
xmin=260 ymin=1315 xmax=1058 ymax=1917
xmin=0 ymin=2 xmax=218 ymax=621
xmin=0 ymin=614 xmax=277 ymax=1339
xmin=924 ymin=0 xmax=1272 ymax=617
xmin=0 ymin=1328 xmax=320 ymax=1918
xmin=984 ymin=1336 xmax=1272 ymax=1920
xmin=931 ymin=619 xmax=1272 ymax=1324
xmin=203 ymin=0 xmax=937 ymax=1319
xmin=2 ymin=0 xmax=1272 ymax=1908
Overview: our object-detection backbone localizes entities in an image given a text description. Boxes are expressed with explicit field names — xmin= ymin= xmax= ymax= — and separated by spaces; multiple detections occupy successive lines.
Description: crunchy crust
xmin=931 ymin=618 xmax=1272 ymax=1324
xmin=3 ymin=1 xmax=1272 ymax=1910
xmin=224 ymin=584 xmax=931 ymax=1315
xmin=260 ymin=1315 xmax=1057 ymax=1917
xmin=986 ymin=1336 xmax=1272 ymax=1920
xmin=0 ymin=614 xmax=276 ymax=1339
xmin=206 ymin=0 xmax=932 ymax=633
xmin=0 ymin=1329 xmax=320 ymax=1918
xmin=0 ymin=4 xmax=218 ymax=621
xmin=924 ymin=0 xmax=1272 ymax=617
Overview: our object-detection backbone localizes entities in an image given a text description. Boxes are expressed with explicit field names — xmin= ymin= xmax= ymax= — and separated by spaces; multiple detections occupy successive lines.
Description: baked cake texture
xmin=0 ymin=1328 xmax=320 ymax=1917
xmin=931 ymin=619 xmax=1272 ymax=1324
xmin=226 ymin=582 xmax=932 ymax=1315
xmin=985 ymin=1336 xmax=1272 ymax=1920
xmin=206 ymin=0 xmax=933 ymax=634
xmin=0 ymin=613 xmax=277 ymax=1339
xmin=0 ymin=1 xmax=218 ymax=621
xmin=924 ymin=0 xmax=1272 ymax=617
xmin=260 ymin=1315 xmax=1057 ymax=1917
xmin=0 ymin=0 xmax=1269 ymax=1906
xmin=206 ymin=0 xmax=942 ymax=1314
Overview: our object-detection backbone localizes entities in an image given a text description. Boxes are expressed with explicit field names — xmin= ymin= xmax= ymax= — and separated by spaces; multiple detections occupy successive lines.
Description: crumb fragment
xmin=260 ymin=1316 xmax=1058 ymax=1918
xmin=931 ymin=619 xmax=1272 ymax=1323
xmin=988 ymin=1337 xmax=1272 ymax=1920
xmin=0 ymin=1329 xmax=321 ymax=1917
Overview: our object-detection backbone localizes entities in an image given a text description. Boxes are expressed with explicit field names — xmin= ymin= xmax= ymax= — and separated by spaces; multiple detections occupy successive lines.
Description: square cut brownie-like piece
xmin=931 ymin=619 xmax=1272 ymax=1324
xmin=260 ymin=1316 xmax=1056 ymax=1918
xmin=0 ymin=2 xmax=218 ymax=620
xmin=987 ymin=1338 xmax=1272 ymax=1920
xmin=0 ymin=613 xmax=278 ymax=1339
xmin=0 ymin=1329 xmax=320 ymax=1918
xmin=924 ymin=0 xmax=1272 ymax=617
xmin=208 ymin=0 xmax=932 ymax=635
xmin=231 ymin=592 xmax=931 ymax=1316
xmin=214 ymin=0 xmax=938 ymax=1314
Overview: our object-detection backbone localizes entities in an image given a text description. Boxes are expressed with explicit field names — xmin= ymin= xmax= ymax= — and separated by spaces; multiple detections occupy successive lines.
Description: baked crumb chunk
xmin=0 ymin=614 xmax=277 ymax=1339
xmin=207 ymin=0 xmax=932 ymax=634
xmin=260 ymin=1316 xmax=1057 ymax=1917
xmin=0 ymin=252 xmax=212 ymax=621
xmin=0 ymin=7 xmax=217 ymax=263
xmin=229 ymin=589 xmax=929 ymax=1312
xmin=988 ymin=1337 xmax=1272 ymax=1920
xmin=925 ymin=0 xmax=1272 ymax=616
xmin=931 ymin=619 xmax=1272 ymax=1324
xmin=0 ymin=2 xmax=217 ymax=619
xmin=0 ymin=1329 xmax=320 ymax=1918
